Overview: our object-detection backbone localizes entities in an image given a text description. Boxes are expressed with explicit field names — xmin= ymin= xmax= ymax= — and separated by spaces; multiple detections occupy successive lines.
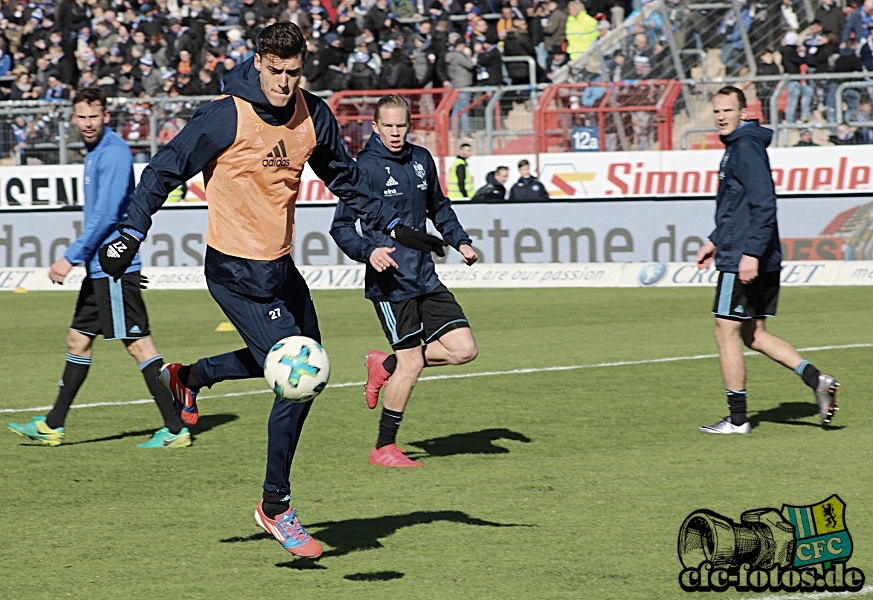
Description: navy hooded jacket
xmin=471 ymin=171 xmax=507 ymax=203
xmin=330 ymin=135 xmax=473 ymax=303
xmin=710 ymin=121 xmax=782 ymax=273
xmin=118 ymin=57 xmax=399 ymax=297
xmin=508 ymin=176 xmax=549 ymax=201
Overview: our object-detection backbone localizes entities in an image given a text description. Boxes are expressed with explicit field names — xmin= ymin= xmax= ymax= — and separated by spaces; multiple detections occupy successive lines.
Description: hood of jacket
xmin=357 ymin=133 xmax=413 ymax=163
xmin=721 ymin=119 xmax=772 ymax=147
xmin=485 ymin=170 xmax=501 ymax=187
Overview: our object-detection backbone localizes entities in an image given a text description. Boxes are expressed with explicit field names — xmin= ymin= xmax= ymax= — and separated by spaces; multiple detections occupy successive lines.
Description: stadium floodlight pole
xmin=656 ymin=0 xmax=694 ymax=117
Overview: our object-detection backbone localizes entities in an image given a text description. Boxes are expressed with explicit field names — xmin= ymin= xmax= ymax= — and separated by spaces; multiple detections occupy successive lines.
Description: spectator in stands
xmin=504 ymin=19 xmax=536 ymax=85
xmin=476 ymin=40 xmax=504 ymax=85
xmin=542 ymin=0 xmax=568 ymax=55
xmin=718 ymin=2 xmax=752 ymax=76
xmin=448 ymin=143 xmax=474 ymax=200
xmin=365 ymin=0 xmax=394 ymax=43
xmin=794 ymin=128 xmax=819 ymax=146
xmin=379 ymin=44 xmax=416 ymax=88
xmin=631 ymin=54 xmax=651 ymax=79
xmin=779 ymin=0 xmax=801 ymax=37
xmin=472 ymin=166 xmax=509 ymax=202
xmin=11 ymin=114 xmax=30 ymax=165
xmin=348 ymin=43 xmax=380 ymax=89
xmin=829 ymin=122 xmax=863 ymax=144
xmin=842 ymin=0 xmax=873 ymax=43
xmin=116 ymin=74 xmax=141 ymax=98
xmin=48 ymin=43 xmax=78 ymax=86
xmin=43 ymin=73 xmax=70 ymax=100
xmin=444 ymin=37 xmax=475 ymax=135
xmin=497 ymin=4 xmax=516 ymax=42
xmin=780 ymin=31 xmax=812 ymax=123
xmin=120 ymin=106 xmax=151 ymax=161
xmin=509 ymin=159 xmax=549 ymax=200
xmin=565 ymin=0 xmax=598 ymax=60
xmin=826 ymin=38 xmax=863 ymax=123
xmin=280 ymin=0 xmax=311 ymax=32
xmin=816 ymin=0 xmax=845 ymax=36
xmin=9 ymin=71 xmax=40 ymax=100
xmin=137 ymin=56 xmax=160 ymax=96
xmin=198 ymin=68 xmax=221 ymax=95
xmin=166 ymin=18 xmax=197 ymax=63
xmin=606 ymin=50 xmax=635 ymax=81
xmin=547 ymin=50 xmax=570 ymax=81
xmin=756 ymin=47 xmax=780 ymax=124
xmin=412 ymin=34 xmax=437 ymax=87
xmin=801 ymin=21 xmax=838 ymax=76
xmin=472 ymin=15 xmax=500 ymax=45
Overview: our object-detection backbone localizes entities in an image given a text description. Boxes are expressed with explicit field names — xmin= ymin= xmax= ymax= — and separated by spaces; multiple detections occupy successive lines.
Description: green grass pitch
xmin=1 ymin=286 xmax=873 ymax=599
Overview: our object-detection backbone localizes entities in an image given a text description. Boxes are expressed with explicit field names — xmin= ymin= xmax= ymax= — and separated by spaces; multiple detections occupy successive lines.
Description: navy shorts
xmin=206 ymin=261 xmax=320 ymax=366
xmin=373 ymin=285 xmax=469 ymax=351
xmin=712 ymin=271 xmax=780 ymax=321
xmin=70 ymin=272 xmax=150 ymax=340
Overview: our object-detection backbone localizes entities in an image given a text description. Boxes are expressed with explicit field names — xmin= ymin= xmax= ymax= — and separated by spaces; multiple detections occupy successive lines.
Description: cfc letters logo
xmin=677 ymin=495 xmax=864 ymax=593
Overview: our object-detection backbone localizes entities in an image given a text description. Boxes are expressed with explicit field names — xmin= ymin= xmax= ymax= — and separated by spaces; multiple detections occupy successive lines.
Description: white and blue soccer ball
xmin=264 ymin=336 xmax=330 ymax=402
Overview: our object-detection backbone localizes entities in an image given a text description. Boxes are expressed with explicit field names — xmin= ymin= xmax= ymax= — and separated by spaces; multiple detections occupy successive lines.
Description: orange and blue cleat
xmin=364 ymin=350 xmax=391 ymax=409
xmin=369 ymin=443 xmax=424 ymax=467
xmin=159 ymin=363 xmax=199 ymax=426
xmin=254 ymin=501 xmax=323 ymax=558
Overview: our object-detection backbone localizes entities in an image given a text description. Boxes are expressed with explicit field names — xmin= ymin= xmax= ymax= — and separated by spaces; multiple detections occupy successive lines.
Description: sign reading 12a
xmin=571 ymin=127 xmax=600 ymax=152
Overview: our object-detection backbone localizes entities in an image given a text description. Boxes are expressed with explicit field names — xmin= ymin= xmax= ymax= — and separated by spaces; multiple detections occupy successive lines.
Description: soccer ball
xmin=264 ymin=336 xmax=330 ymax=402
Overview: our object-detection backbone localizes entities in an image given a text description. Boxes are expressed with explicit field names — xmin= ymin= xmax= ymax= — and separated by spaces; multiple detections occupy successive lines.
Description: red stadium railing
xmin=535 ymin=81 xmax=683 ymax=153
xmin=326 ymin=88 xmax=458 ymax=163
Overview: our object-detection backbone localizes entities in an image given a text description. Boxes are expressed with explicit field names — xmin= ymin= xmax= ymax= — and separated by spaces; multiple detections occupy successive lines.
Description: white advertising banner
xmin=2 ymin=196 xmax=872 ymax=269
xmin=0 ymin=163 xmax=338 ymax=207
xmin=5 ymin=261 xmax=873 ymax=292
xmin=3 ymin=146 xmax=873 ymax=208
xmin=451 ymin=147 xmax=873 ymax=200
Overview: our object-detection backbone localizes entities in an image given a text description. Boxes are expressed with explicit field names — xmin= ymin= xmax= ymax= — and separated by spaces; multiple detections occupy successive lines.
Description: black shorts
xmin=70 ymin=272 xmax=150 ymax=340
xmin=712 ymin=271 xmax=780 ymax=321
xmin=373 ymin=285 xmax=469 ymax=350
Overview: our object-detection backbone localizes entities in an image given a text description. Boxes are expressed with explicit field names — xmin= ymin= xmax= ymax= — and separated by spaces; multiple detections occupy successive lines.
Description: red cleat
xmin=369 ymin=443 xmax=424 ymax=467
xmin=365 ymin=350 xmax=391 ymax=409
xmin=159 ymin=363 xmax=199 ymax=426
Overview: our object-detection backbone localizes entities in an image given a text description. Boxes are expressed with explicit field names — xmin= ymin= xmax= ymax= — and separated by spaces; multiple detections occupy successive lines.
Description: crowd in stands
xmin=1 ymin=0 xmax=872 ymax=161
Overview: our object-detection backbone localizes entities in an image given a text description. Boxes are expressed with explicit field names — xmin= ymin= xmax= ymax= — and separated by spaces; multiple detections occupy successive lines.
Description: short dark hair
xmin=257 ymin=22 xmax=307 ymax=60
xmin=374 ymin=94 xmax=411 ymax=125
xmin=496 ymin=166 xmax=509 ymax=173
xmin=72 ymin=86 xmax=107 ymax=109
xmin=518 ymin=159 xmax=530 ymax=168
xmin=459 ymin=143 xmax=471 ymax=149
xmin=715 ymin=85 xmax=746 ymax=110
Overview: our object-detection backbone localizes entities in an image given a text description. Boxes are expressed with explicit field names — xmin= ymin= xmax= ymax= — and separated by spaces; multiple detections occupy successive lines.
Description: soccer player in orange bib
xmin=98 ymin=23 xmax=445 ymax=558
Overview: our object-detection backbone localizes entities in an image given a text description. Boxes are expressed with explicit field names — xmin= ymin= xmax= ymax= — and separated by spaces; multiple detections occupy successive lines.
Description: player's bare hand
xmin=738 ymin=255 xmax=759 ymax=284
xmin=48 ymin=258 xmax=73 ymax=285
xmin=369 ymin=247 xmax=398 ymax=272
xmin=695 ymin=240 xmax=716 ymax=270
xmin=459 ymin=244 xmax=478 ymax=266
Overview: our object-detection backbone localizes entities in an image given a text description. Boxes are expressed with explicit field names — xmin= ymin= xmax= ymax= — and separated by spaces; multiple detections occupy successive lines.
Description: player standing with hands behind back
xmin=331 ymin=95 xmax=479 ymax=467
xmin=695 ymin=86 xmax=839 ymax=434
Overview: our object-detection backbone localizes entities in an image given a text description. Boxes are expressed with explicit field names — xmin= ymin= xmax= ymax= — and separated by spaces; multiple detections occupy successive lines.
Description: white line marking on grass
xmin=731 ymin=584 xmax=873 ymax=600
xmin=2 ymin=342 xmax=869 ymax=415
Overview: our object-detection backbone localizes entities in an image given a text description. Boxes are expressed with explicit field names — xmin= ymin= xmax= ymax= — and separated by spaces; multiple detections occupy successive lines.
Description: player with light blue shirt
xmin=7 ymin=87 xmax=190 ymax=449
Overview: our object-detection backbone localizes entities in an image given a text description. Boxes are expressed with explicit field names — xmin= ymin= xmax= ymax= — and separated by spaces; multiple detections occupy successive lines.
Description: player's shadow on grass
xmin=750 ymin=402 xmax=845 ymax=430
xmin=344 ymin=571 xmax=404 ymax=582
xmin=65 ymin=413 xmax=239 ymax=445
xmin=223 ymin=510 xmax=528 ymax=567
xmin=405 ymin=428 xmax=531 ymax=458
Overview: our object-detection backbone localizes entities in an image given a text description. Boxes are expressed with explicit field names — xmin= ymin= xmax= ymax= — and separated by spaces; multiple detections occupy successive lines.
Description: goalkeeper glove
xmin=99 ymin=232 xmax=141 ymax=280
xmin=388 ymin=222 xmax=447 ymax=257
